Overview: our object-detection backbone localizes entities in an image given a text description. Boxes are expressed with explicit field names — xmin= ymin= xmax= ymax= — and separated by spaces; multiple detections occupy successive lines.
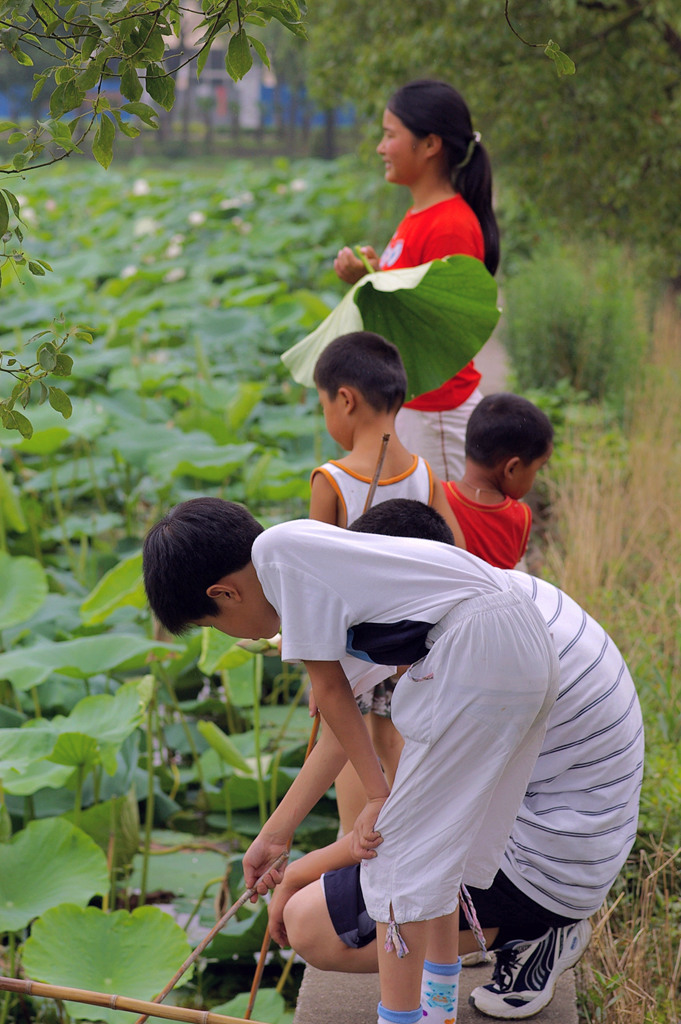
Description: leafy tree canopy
xmin=305 ymin=0 xmax=681 ymax=282
xmin=0 ymin=0 xmax=306 ymax=433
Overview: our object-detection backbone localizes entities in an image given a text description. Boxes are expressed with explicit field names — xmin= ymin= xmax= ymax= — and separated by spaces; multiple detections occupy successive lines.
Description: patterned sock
xmin=420 ymin=957 xmax=462 ymax=1024
xmin=377 ymin=1003 xmax=423 ymax=1024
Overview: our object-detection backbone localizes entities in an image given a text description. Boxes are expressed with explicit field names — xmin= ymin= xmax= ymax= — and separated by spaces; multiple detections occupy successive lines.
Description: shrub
xmin=503 ymin=241 xmax=649 ymax=418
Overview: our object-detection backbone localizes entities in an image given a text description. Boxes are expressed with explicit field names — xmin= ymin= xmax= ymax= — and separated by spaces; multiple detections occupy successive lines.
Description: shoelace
xmin=491 ymin=945 xmax=523 ymax=989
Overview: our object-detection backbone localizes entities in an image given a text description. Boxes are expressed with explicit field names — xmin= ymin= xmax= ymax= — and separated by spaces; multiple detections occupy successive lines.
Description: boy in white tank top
xmin=310 ymin=331 xmax=464 ymax=835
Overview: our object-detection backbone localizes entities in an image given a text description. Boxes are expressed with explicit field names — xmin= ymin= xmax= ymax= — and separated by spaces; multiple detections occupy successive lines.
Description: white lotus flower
xmin=290 ymin=178 xmax=307 ymax=192
xmin=132 ymin=178 xmax=151 ymax=196
xmin=133 ymin=216 xmax=158 ymax=237
xmin=164 ymin=267 xmax=186 ymax=283
xmin=164 ymin=242 xmax=182 ymax=259
xmin=188 ymin=210 xmax=206 ymax=226
xmin=120 ymin=265 xmax=137 ymax=278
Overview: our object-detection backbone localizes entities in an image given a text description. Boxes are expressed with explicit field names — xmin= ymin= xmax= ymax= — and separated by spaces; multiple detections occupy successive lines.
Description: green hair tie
xmin=457 ymin=130 xmax=481 ymax=170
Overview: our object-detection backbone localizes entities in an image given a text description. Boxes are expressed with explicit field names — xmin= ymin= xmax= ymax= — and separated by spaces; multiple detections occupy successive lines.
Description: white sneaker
xmin=468 ymin=919 xmax=592 ymax=1018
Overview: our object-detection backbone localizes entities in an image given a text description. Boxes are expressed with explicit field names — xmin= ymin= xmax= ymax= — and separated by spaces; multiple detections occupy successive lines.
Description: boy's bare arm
xmin=306 ymin=660 xmax=390 ymax=850
xmin=431 ymin=477 xmax=467 ymax=549
xmin=242 ymin=718 xmax=348 ymax=893
xmin=309 ymin=471 xmax=341 ymax=525
xmin=268 ymin=833 xmax=357 ymax=946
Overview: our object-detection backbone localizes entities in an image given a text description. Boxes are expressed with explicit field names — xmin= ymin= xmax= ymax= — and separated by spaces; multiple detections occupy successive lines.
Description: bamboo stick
xmin=133 ymin=852 xmax=289 ymax=1024
xmin=362 ymin=433 xmax=391 ymax=514
xmin=0 ymin=976 xmax=268 ymax=1024
xmin=243 ymin=712 xmax=321 ymax=1019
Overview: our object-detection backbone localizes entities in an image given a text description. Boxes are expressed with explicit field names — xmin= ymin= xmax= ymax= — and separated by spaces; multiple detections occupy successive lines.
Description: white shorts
xmin=395 ymin=388 xmax=483 ymax=481
xmin=360 ymin=585 xmax=560 ymax=924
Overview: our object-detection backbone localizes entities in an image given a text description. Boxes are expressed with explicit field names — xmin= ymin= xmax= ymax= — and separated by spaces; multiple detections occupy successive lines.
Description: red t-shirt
xmin=379 ymin=195 xmax=485 ymax=411
xmin=443 ymin=481 xmax=532 ymax=570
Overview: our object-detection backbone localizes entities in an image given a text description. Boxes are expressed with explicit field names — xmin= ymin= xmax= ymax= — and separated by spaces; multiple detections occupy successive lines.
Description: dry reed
xmin=540 ymin=296 xmax=681 ymax=1022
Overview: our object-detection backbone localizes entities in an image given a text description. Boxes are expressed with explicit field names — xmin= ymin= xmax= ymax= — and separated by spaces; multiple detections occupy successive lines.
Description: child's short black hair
xmin=313 ymin=332 xmax=407 ymax=414
xmin=349 ymin=499 xmax=455 ymax=546
xmin=466 ymin=393 xmax=554 ymax=467
xmin=143 ymin=497 xmax=264 ymax=635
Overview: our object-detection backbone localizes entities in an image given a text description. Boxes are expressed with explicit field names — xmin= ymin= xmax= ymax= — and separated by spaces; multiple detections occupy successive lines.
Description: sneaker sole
xmin=468 ymin=919 xmax=592 ymax=1019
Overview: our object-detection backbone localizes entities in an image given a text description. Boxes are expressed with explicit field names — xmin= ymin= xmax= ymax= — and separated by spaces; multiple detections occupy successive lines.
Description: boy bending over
xmin=143 ymin=498 xmax=560 ymax=1024
xmin=267 ymin=500 xmax=643 ymax=1019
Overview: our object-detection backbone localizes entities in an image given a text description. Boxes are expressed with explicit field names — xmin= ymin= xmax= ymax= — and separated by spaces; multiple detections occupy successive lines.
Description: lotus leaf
xmin=129 ymin=846 xmax=228 ymax=900
xmin=199 ymin=628 xmax=253 ymax=675
xmin=0 ymin=818 xmax=108 ymax=932
xmin=0 ymin=466 xmax=27 ymax=531
xmin=282 ymin=255 xmax=500 ymax=400
xmin=0 ymin=634 xmax=180 ymax=690
xmin=80 ymin=552 xmax=146 ymax=625
xmin=197 ymin=721 xmax=251 ymax=773
xmin=2 ymin=758 xmax=74 ymax=796
xmin=212 ymin=987 xmax=294 ymax=1024
xmin=148 ymin=441 xmax=256 ymax=483
xmin=0 ymin=552 xmax=48 ymax=629
xmin=22 ymin=904 xmax=192 ymax=1024
xmin=64 ymin=790 xmax=140 ymax=869
xmin=0 ymin=728 xmax=56 ymax=775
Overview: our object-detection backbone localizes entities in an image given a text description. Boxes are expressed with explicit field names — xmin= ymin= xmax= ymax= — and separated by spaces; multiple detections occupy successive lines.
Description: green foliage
xmin=503 ymin=241 xmax=649 ymax=416
xmin=0 ymin=160 xmax=370 ymax=1015
xmin=0 ymin=817 xmax=108 ymax=931
xmin=22 ymin=904 xmax=192 ymax=1024
xmin=0 ymin=0 xmax=308 ymax=431
xmin=0 ymin=318 xmax=89 ymax=438
xmin=304 ymin=0 xmax=681 ymax=280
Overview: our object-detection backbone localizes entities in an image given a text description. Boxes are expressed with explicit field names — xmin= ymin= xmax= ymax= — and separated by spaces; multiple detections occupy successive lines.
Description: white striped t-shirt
xmin=496 ymin=572 xmax=645 ymax=918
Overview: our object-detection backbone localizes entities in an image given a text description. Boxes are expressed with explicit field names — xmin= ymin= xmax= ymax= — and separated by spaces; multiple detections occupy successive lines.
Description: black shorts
xmin=322 ymin=864 xmax=578 ymax=950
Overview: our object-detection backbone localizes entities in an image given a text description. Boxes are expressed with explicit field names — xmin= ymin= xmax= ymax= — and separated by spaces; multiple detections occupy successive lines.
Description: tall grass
xmin=540 ymin=297 xmax=681 ymax=1022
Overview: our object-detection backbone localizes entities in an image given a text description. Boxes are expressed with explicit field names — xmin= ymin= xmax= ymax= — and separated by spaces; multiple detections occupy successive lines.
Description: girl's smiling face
xmin=376 ymin=109 xmax=423 ymax=187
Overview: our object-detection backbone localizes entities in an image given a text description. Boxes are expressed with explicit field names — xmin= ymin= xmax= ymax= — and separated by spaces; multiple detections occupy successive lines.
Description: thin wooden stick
xmin=362 ymin=433 xmax=391 ymax=514
xmin=133 ymin=852 xmax=289 ymax=1024
xmin=0 ymin=976 xmax=268 ymax=1024
xmin=243 ymin=712 xmax=321 ymax=1019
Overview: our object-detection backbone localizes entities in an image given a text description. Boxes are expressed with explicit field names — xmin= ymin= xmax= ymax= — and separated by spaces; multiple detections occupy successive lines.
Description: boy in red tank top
xmin=443 ymin=393 xmax=554 ymax=569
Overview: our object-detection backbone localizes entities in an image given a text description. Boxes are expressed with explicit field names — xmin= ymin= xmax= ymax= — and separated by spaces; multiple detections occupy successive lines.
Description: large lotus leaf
xmin=98 ymin=424 xmax=211 ymax=469
xmin=147 ymin=441 xmax=256 ymax=482
xmin=128 ymin=846 xmax=228 ymax=900
xmin=64 ymin=791 xmax=140 ymax=869
xmin=0 ymin=552 xmax=48 ymax=629
xmin=0 ymin=729 xmax=57 ymax=776
xmin=2 ymin=758 xmax=74 ymax=796
xmin=282 ymin=254 xmax=500 ymax=399
xmin=213 ymin=988 xmax=294 ymax=1024
xmin=0 ymin=634 xmax=180 ymax=690
xmin=0 ymin=818 xmax=108 ymax=932
xmin=80 ymin=553 xmax=145 ymax=626
xmin=22 ymin=904 xmax=192 ymax=1024
xmin=51 ymin=679 xmax=149 ymax=746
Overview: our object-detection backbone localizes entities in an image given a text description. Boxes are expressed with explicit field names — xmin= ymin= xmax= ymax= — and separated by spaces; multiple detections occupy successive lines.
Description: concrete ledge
xmin=293 ymin=962 xmax=578 ymax=1024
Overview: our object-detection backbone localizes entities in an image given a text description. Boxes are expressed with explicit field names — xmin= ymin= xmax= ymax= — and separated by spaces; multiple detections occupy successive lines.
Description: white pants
xmin=360 ymin=585 xmax=560 ymax=924
xmin=395 ymin=388 xmax=483 ymax=481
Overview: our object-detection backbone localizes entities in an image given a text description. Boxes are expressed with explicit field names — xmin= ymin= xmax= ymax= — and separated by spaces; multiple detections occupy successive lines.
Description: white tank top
xmin=310 ymin=455 xmax=435 ymax=527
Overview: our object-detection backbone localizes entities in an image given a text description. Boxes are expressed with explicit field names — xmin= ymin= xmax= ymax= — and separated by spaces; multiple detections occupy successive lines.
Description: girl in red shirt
xmin=334 ymin=79 xmax=500 ymax=480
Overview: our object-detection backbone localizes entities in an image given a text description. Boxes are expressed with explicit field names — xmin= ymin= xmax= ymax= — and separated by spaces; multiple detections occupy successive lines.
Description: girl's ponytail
xmin=455 ymin=143 xmax=499 ymax=276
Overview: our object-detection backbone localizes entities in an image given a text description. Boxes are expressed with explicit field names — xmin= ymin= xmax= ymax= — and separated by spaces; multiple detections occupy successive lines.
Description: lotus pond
xmin=0 ymin=155 xmax=400 ymax=1023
